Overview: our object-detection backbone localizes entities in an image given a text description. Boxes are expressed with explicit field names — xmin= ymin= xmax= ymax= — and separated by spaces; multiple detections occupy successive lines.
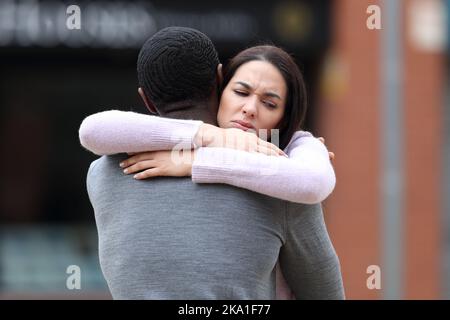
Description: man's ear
xmin=216 ymin=63 xmax=223 ymax=88
xmin=138 ymin=87 xmax=158 ymax=115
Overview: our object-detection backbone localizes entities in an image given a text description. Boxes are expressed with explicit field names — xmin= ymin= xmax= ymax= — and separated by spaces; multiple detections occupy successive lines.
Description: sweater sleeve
xmin=280 ymin=203 xmax=345 ymax=299
xmin=191 ymin=131 xmax=336 ymax=204
xmin=79 ymin=110 xmax=203 ymax=155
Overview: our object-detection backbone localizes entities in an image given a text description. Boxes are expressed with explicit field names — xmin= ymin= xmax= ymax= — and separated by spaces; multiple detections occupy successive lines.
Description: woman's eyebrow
xmin=234 ymin=81 xmax=281 ymax=100
xmin=264 ymin=92 xmax=281 ymax=100
xmin=235 ymin=81 xmax=253 ymax=90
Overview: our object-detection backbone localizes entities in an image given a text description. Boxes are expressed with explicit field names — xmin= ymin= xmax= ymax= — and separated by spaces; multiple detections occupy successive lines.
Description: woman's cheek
xmin=218 ymin=104 xmax=231 ymax=127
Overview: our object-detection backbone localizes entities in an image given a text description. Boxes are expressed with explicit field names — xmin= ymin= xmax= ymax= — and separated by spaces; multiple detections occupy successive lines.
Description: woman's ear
xmin=138 ymin=87 xmax=158 ymax=115
xmin=216 ymin=64 xmax=223 ymax=87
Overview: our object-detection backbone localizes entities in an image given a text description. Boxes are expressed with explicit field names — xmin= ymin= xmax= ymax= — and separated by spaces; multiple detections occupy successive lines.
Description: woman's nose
xmin=242 ymin=96 xmax=258 ymax=117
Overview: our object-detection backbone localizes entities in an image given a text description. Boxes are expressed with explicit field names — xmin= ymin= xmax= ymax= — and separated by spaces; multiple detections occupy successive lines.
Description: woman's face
xmin=217 ymin=60 xmax=287 ymax=136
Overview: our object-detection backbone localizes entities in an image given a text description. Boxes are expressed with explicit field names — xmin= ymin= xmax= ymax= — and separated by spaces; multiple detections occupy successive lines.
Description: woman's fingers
xmin=123 ymin=160 xmax=156 ymax=174
xmin=120 ymin=156 xmax=140 ymax=168
xmin=133 ymin=168 xmax=161 ymax=180
xmin=316 ymin=137 xmax=335 ymax=161
xmin=257 ymin=138 xmax=287 ymax=157
xmin=120 ymin=152 xmax=154 ymax=168
xmin=329 ymin=152 xmax=335 ymax=161
xmin=256 ymin=145 xmax=282 ymax=157
xmin=216 ymin=128 xmax=288 ymax=157
xmin=243 ymin=135 xmax=286 ymax=157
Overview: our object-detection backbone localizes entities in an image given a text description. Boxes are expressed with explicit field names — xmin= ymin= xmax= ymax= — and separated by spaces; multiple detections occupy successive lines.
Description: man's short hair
xmin=137 ymin=27 xmax=219 ymax=110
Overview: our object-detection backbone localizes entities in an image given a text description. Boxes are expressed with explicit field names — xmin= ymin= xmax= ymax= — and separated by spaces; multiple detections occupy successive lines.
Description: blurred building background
xmin=0 ymin=0 xmax=448 ymax=299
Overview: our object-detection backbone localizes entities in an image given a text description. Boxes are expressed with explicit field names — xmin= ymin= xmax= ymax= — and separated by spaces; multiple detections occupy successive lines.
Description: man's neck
xmin=162 ymin=99 xmax=218 ymax=126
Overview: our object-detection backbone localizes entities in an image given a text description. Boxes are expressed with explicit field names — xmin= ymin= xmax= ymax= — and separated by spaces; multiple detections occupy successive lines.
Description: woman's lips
xmin=231 ymin=120 xmax=254 ymax=131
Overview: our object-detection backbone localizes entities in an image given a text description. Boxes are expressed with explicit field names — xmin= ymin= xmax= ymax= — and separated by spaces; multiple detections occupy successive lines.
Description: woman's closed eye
xmin=234 ymin=90 xmax=277 ymax=108
xmin=262 ymin=100 xmax=277 ymax=109
xmin=234 ymin=90 xmax=249 ymax=96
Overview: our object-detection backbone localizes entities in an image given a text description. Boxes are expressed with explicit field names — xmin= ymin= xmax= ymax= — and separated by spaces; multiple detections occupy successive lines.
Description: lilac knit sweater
xmin=79 ymin=110 xmax=336 ymax=204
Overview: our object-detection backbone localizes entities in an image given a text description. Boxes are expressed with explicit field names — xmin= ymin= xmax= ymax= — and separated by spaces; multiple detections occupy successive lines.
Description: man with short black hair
xmin=137 ymin=26 xmax=221 ymax=124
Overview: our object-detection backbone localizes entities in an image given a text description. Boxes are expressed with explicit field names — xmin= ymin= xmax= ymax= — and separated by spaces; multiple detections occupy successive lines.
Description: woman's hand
xmin=317 ymin=137 xmax=335 ymax=161
xmin=119 ymin=150 xmax=195 ymax=180
xmin=194 ymin=123 xmax=287 ymax=157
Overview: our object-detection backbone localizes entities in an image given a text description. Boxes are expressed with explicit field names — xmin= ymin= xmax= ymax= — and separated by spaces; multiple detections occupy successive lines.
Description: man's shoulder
xmin=87 ymin=156 xmax=102 ymax=175
xmin=86 ymin=154 xmax=128 ymax=192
